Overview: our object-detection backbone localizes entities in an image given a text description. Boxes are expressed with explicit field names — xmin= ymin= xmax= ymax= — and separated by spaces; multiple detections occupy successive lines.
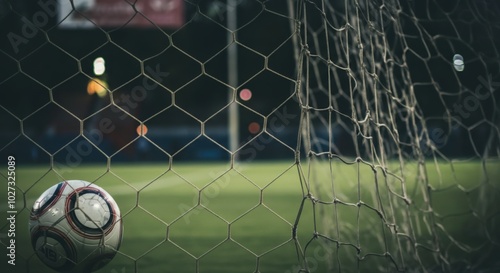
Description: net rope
xmin=293 ymin=0 xmax=500 ymax=272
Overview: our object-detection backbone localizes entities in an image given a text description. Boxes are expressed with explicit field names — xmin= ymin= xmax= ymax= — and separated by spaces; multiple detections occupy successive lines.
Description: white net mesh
xmin=294 ymin=0 xmax=500 ymax=272
xmin=0 ymin=0 xmax=499 ymax=272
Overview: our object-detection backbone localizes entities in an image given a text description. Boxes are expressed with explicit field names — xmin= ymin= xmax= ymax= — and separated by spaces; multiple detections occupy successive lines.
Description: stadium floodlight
xmin=93 ymin=57 xmax=106 ymax=76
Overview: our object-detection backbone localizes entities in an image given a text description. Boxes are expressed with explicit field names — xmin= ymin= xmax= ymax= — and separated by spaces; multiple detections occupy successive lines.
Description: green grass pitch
xmin=1 ymin=160 xmax=499 ymax=272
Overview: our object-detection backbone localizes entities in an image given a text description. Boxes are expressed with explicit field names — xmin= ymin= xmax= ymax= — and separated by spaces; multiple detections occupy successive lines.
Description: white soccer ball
xmin=29 ymin=180 xmax=123 ymax=273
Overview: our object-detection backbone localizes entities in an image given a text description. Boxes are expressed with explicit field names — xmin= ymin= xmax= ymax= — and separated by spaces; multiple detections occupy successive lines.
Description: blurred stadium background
xmin=1 ymin=0 xmax=498 ymax=163
xmin=1 ymin=0 xmax=500 ymax=272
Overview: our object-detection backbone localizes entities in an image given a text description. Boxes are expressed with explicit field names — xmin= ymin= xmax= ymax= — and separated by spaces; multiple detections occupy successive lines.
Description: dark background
xmin=0 ymin=0 xmax=499 ymax=163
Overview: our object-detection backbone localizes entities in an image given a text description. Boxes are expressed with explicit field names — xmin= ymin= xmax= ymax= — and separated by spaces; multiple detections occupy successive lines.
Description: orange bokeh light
xmin=87 ymin=78 xmax=108 ymax=97
xmin=136 ymin=124 xmax=148 ymax=136
xmin=248 ymin=122 xmax=260 ymax=134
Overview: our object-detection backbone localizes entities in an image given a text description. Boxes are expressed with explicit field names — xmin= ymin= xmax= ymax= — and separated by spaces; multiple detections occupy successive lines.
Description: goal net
xmin=293 ymin=0 xmax=500 ymax=272
xmin=0 ymin=0 xmax=499 ymax=272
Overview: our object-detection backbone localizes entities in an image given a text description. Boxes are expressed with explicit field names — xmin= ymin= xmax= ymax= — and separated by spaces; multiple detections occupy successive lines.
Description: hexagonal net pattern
xmin=0 ymin=0 xmax=499 ymax=273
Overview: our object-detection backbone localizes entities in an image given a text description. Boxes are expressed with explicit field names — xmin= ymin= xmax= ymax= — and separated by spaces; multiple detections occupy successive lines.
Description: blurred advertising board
xmin=58 ymin=0 xmax=184 ymax=28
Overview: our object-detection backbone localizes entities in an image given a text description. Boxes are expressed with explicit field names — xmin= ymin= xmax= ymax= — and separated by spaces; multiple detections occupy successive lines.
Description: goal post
xmin=227 ymin=0 xmax=240 ymax=159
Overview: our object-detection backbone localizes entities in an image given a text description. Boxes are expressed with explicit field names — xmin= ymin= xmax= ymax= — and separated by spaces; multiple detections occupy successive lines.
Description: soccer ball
xmin=29 ymin=180 xmax=123 ymax=273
